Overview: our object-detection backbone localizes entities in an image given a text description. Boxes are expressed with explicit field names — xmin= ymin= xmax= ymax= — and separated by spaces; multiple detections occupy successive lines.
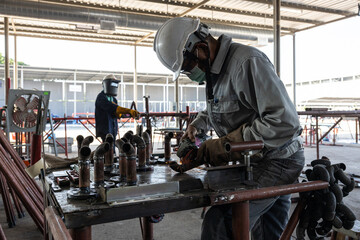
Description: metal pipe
xmin=104 ymin=133 xmax=114 ymax=171
xmin=224 ymin=141 xmax=264 ymax=153
xmin=0 ymin=152 xmax=44 ymax=233
xmin=69 ymin=226 xmax=91 ymax=240
xmin=132 ymin=135 xmax=146 ymax=168
xmin=232 ymin=201 xmax=249 ymax=240
xmin=4 ymin=17 xmax=10 ymax=105
xmin=164 ymin=132 xmax=174 ymax=161
xmin=76 ymin=135 xmax=84 ymax=156
xmin=142 ymin=131 xmax=151 ymax=165
xmin=0 ymin=142 xmax=43 ymax=210
xmin=211 ymin=181 xmax=328 ymax=205
xmin=123 ymin=131 xmax=134 ymax=142
xmin=145 ymin=129 xmax=153 ymax=158
xmin=115 ymin=139 xmax=127 ymax=181
xmin=93 ymin=143 xmax=110 ymax=186
xmin=0 ymin=223 xmax=7 ymax=240
xmin=45 ymin=206 xmax=72 ymax=240
xmin=141 ymin=217 xmax=153 ymax=240
xmin=122 ymin=143 xmax=137 ymax=186
xmin=81 ymin=136 xmax=94 ymax=147
xmin=78 ymin=146 xmax=91 ymax=193
xmin=279 ymin=197 xmax=306 ymax=240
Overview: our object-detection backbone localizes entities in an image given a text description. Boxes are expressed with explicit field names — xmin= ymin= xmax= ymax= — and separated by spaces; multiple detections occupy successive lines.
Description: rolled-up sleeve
xmin=235 ymin=56 xmax=301 ymax=148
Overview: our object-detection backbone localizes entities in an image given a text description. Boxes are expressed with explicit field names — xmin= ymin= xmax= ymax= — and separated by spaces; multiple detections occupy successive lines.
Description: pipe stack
xmin=0 ymin=128 xmax=44 ymax=233
xmin=296 ymin=157 xmax=357 ymax=240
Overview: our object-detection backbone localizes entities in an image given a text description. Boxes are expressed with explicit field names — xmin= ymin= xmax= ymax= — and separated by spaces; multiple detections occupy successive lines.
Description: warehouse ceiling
xmin=0 ymin=0 xmax=358 ymax=47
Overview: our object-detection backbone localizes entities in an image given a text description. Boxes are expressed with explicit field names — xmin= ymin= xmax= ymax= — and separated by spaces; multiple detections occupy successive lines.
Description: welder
xmin=95 ymin=74 xmax=139 ymax=142
xmin=154 ymin=17 xmax=304 ymax=240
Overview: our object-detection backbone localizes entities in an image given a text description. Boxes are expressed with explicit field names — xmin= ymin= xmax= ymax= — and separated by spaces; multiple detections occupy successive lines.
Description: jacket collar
xmin=210 ymin=34 xmax=232 ymax=75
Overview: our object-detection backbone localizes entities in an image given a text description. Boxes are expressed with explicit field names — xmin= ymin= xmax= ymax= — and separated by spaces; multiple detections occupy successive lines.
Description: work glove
xmin=116 ymin=106 xmax=140 ymax=119
xmin=196 ymin=123 xmax=247 ymax=166
xmin=170 ymin=124 xmax=247 ymax=173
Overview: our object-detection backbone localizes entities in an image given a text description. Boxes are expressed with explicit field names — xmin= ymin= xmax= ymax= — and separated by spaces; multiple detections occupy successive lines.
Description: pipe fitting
xmin=81 ymin=136 xmax=94 ymax=148
xmin=122 ymin=143 xmax=137 ymax=185
xmin=115 ymin=139 xmax=127 ymax=181
xmin=93 ymin=143 xmax=110 ymax=186
xmin=104 ymin=133 xmax=114 ymax=170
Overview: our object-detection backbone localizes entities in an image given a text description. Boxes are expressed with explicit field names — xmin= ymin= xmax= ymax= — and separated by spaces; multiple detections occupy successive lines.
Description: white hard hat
xmin=154 ymin=17 xmax=208 ymax=81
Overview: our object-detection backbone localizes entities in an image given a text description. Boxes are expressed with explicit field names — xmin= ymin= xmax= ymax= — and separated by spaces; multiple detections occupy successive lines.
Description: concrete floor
xmin=0 ymin=144 xmax=359 ymax=239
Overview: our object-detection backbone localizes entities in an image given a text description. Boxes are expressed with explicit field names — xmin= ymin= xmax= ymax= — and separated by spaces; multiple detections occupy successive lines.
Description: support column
xmin=293 ymin=34 xmax=296 ymax=108
xmin=133 ymin=46 xmax=138 ymax=106
xmin=273 ymin=0 xmax=281 ymax=77
xmin=20 ymin=66 xmax=24 ymax=88
xmin=74 ymin=71 xmax=77 ymax=116
xmin=14 ymin=35 xmax=18 ymax=89
xmin=166 ymin=77 xmax=169 ymax=111
xmin=4 ymin=17 xmax=10 ymax=105
xmin=175 ymin=79 xmax=179 ymax=113
xmin=120 ymin=74 xmax=124 ymax=106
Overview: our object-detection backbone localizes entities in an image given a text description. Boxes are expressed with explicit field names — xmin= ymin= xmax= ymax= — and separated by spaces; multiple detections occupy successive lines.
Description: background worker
xmin=95 ymin=74 xmax=139 ymax=142
xmin=154 ymin=17 xmax=304 ymax=239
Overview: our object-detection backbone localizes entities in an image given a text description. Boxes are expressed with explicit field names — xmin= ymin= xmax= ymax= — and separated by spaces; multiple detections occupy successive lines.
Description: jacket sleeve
xmin=234 ymin=56 xmax=301 ymax=149
xmin=190 ymin=110 xmax=211 ymax=133
xmin=95 ymin=93 xmax=118 ymax=116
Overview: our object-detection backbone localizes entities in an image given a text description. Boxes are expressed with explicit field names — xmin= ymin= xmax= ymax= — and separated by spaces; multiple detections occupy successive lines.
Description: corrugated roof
xmin=0 ymin=0 xmax=358 ymax=47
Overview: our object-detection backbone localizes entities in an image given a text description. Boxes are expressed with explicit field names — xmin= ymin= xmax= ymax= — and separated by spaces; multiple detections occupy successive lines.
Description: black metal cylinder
xmin=164 ymin=132 xmax=173 ymax=161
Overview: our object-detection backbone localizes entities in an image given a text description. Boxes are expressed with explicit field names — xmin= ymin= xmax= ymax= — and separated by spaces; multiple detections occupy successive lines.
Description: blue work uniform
xmin=95 ymin=91 xmax=118 ymax=141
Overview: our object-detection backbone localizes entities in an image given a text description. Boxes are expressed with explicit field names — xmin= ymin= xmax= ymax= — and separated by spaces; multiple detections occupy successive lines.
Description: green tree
xmin=0 ymin=52 xmax=28 ymax=66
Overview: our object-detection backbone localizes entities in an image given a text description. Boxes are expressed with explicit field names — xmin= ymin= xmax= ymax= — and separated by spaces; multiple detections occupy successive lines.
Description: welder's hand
xmin=129 ymin=109 xmax=140 ymax=119
xmin=181 ymin=125 xmax=197 ymax=142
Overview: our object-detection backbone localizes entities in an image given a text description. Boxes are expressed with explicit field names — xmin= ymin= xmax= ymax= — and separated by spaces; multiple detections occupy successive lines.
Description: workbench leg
xmin=232 ymin=201 xmax=250 ymax=240
xmin=69 ymin=226 xmax=91 ymax=240
xmin=141 ymin=217 xmax=153 ymax=240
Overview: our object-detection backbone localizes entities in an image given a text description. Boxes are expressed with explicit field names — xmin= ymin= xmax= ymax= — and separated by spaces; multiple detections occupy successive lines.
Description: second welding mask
xmin=102 ymin=74 xmax=120 ymax=96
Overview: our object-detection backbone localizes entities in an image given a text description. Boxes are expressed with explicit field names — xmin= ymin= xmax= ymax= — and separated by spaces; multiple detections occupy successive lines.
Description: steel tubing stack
xmin=0 ymin=129 xmax=44 ymax=233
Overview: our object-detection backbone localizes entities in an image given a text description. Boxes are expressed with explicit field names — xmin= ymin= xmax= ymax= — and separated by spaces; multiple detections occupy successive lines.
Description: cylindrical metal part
xmin=225 ymin=141 xmax=264 ymax=153
xmin=94 ymin=156 xmax=104 ymax=186
xmin=119 ymin=154 xmax=127 ymax=181
xmin=93 ymin=143 xmax=110 ymax=186
xmin=279 ymin=198 xmax=306 ymax=240
xmin=104 ymin=133 xmax=114 ymax=168
xmin=232 ymin=201 xmax=250 ymax=240
xmin=45 ymin=206 xmax=72 ymax=240
xmin=115 ymin=139 xmax=127 ymax=181
xmin=142 ymin=131 xmax=151 ymax=164
xmin=145 ymin=129 xmax=153 ymax=157
xmin=211 ymin=181 xmax=329 ymax=205
xmin=78 ymin=146 xmax=91 ymax=192
xmin=137 ymin=147 xmax=146 ymax=168
xmin=123 ymin=131 xmax=134 ymax=142
xmin=81 ymin=136 xmax=94 ymax=148
xmin=69 ymin=226 xmax=92 ymax=240
xmin=132 ymin=135 xmax=146 ymax=168
xmin=141 ymin=217 xmax=154 ymax=240
xmin=126 ymin=156 xmax=137 ymax=186
xmin=78 ymin=160 xmax=90 ymax=192
xmin=76 ymin=135 xmax=84 ymax=156
xmin=122 ymin=143 xmax=137 ymax=186
xmin=164 ymin=132 xmax=174 ymax=161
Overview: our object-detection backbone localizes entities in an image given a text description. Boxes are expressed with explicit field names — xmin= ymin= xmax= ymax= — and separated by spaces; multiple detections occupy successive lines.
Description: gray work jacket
xmin=191 ymin=35 xmax=303 ymax=157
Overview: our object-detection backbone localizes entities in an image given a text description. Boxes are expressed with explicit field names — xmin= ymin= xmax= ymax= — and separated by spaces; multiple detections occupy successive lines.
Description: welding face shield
xmin=102 ymin=75 xmax=120 ymax=96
